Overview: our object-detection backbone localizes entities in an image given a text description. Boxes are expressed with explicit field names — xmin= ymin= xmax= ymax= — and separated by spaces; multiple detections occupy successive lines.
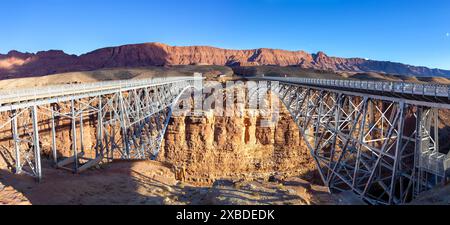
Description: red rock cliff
xmin=1 ymin=42 xmax=450 ymax=79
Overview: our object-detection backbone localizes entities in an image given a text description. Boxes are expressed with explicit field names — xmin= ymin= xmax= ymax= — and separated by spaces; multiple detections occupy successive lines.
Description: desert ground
xmin=0 ymin=159 xmax=357 ymax=205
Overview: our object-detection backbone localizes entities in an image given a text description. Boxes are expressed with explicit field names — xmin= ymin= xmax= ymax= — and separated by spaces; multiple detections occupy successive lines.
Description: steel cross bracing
xmin=259 ymin=77 xmax=450 ymax=204
xmin=0 ymin=77 xmax=201 ymax=180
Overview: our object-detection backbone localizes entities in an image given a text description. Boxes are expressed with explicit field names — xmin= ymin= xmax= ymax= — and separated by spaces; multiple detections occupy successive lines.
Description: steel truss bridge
xmin=0 ymin=75 xmax=449 ymax=205
xmin=0 ymin=77 xmax=201 ymax=181
xmin=255 ymin=76 xmax=450 ymax=205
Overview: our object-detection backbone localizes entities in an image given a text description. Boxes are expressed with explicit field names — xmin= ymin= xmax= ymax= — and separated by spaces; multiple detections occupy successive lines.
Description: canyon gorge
xmin=0 ymin=78 xmax=338 ymax=205
xmin=1 ymin=73 xmax=450 ymax=205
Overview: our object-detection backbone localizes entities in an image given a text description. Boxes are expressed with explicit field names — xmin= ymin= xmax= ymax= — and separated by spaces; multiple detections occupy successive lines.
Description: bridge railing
xmin=0 ymin=76 xmax=202 ymax=104
xmin=260 ymin=76 xmax=450 ymax=99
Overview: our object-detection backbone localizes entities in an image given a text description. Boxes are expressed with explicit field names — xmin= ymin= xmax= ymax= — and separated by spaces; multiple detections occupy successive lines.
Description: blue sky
xmin=1 ymin=0 xmax=449 ymax=69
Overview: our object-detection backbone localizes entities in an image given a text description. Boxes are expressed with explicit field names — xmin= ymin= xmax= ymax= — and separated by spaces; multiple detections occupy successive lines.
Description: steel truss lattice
xmin=270 ymin=81 xmax=450 ymax=204
xmin=0 ymin=77 xmax=200 ymax=180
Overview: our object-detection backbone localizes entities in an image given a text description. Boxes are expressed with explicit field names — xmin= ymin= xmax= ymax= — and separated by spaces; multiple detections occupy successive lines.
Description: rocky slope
xmin=2 ymin=42 xmax=450 ymax=80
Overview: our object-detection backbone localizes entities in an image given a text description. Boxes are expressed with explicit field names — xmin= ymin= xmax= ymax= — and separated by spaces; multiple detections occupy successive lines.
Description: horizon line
xmin=1 ymin=41 xmax=449 ymax=71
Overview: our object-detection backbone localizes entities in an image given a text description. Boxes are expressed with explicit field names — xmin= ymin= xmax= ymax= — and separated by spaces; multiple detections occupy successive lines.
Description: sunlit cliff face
xmin=0 ymin=57 xmax=29 ymax=70
xmin=159 ymin=81 xmax=317 ymax=185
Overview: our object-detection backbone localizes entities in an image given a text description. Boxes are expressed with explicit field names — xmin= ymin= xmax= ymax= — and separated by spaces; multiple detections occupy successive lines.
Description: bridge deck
xmin=257 ymin=76 xmax=450 ymax=109
xmin=0 ymin=76 xmax=201 ymax=112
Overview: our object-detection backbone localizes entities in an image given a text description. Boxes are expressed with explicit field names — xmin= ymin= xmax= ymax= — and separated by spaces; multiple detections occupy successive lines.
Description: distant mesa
xmin=1 ymin=42 xmax=450 ymax=80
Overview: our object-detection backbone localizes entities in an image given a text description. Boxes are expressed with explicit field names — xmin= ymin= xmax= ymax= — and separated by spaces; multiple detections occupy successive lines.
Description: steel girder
xmin=0 ymin=79 xmax=195 ymax=180
xmin=272 ymin=82 xmax=449 ymax=204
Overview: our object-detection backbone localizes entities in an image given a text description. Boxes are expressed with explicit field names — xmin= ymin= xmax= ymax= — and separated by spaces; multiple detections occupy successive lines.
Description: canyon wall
xmin=158 ymin=108 xmax=315 ymax=184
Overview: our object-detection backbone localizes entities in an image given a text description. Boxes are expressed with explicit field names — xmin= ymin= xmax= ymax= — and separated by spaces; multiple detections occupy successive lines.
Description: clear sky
xmin=1 ymin=0 xmax=449 ymax=69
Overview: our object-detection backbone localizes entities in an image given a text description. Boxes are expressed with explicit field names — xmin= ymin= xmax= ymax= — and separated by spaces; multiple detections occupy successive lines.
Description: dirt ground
xmin=0 ymin=159 xmax=355 ymax=205
xmin=410 ymin=185 xmax=450 ymax=205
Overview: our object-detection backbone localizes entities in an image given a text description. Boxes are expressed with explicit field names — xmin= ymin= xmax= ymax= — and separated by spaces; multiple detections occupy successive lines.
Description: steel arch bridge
xmin=0 ymin=76 xmax=202 ymax=181
xmin=255 ymin=76 xmax=450 ymax=205
xmin=1 ymin=75 xmax=449 ymax=205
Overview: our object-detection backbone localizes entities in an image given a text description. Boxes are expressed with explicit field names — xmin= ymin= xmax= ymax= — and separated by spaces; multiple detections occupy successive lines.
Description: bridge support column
xmin=119 ymin=92 xmax=130 ymax=159
xmin=11 ymin=111 xmax=21 ymax=174
xmin=96 ymin=96 xmax=103 ymax=158
xmin=31 ymin=105 xmax=42 ymax=181
xmin=71 ymin=99 xmax=79 ymax=173
xmin=50 ymin=107 xmax=57 ymax=166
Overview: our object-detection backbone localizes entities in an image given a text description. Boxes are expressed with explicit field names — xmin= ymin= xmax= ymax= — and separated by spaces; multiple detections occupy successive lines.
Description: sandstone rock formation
xmin=1 ymin=42 xmax=449 ymax=80
xmin=157 ymin=83 xmax=317 ymax=185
